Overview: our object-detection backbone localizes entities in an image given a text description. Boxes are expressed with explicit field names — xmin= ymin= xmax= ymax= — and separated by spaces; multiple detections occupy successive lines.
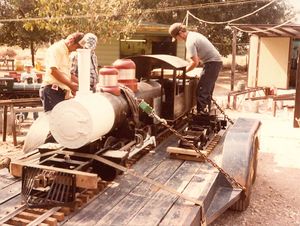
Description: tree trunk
xmin=30 ymin=41 xmax=35 ymax=67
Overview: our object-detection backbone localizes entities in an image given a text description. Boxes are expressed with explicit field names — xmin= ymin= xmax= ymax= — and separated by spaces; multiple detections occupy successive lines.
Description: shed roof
xmin=231 ymin=23 xmax=300 ymax=38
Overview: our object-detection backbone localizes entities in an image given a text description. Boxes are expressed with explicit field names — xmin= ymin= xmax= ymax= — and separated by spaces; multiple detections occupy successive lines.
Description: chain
xmin=211 ymin=98 xmax=234 ymax=125
xmin=138 ymin=100 xmax=245 ymax=190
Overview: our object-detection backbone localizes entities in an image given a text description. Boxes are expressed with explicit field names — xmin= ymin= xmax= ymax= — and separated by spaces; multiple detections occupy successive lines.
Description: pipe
xmin=77 ymin=49 xmax=91 ymax=94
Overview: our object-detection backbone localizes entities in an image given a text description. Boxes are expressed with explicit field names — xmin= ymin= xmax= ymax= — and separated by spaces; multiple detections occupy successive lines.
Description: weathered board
xmin=0 ymin=132 xmax=227 ymax=226
xmin=63 ymin=134 xmax=225 ymax=226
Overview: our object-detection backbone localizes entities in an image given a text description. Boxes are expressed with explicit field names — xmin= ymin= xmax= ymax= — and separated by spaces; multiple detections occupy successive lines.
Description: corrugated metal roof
xmin=231 ymin=23 xmax=300 ymax=37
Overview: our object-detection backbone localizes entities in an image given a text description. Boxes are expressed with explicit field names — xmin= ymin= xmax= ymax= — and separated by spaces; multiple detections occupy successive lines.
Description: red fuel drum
xmin=113 ymin=59 xmax=138 ymax=92
xmin=97 ymin=66 xmax=120 ymax=96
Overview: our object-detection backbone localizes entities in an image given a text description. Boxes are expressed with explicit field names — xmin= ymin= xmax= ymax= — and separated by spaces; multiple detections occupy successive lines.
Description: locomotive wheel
xmin=230 ymin=136 xmax=259 ymax=211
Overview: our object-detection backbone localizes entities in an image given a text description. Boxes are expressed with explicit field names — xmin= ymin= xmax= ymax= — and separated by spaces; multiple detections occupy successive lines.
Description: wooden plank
xmin=0 ymin=169 xmax=20 ymax=190
xmin=159 ymin=171 xmax=218 ymax=226
xmin=160 ymin=136 xmax=226 ymax=226
xmin=59 ymin=208 xmax=71 ymax=216
xmin=7 ymin=216 xmax=31 ymax=226
xmin=24 ymin=209 xmax=65 ymax=222
xmin=94 ymin=158 xmax=183 ymax=225
xmin=169 ymin=153 xmax=205 ymax=162
xmin=0 ymin=181 xmax=21 ymax=205
xmin=64 ymin=136 xmax=177 ymax=226
xmin=10 ymin=162 xmax=98 ymax=189
xmin=0 ymin=196 xmax=22 ymax=219
xmin=8 ymin=217 xmax=31 ymax=226
xmin=126 ymin=160 xmax=209 ymax=226
xmin=167 ymin=146 xmax=208 ymax=156
xmin=17 ymin=212 xmax=57 ymax=226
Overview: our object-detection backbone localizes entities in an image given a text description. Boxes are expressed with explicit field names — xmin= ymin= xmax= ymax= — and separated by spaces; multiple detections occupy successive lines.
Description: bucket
xmin=236 ymin=80 xmax=246 ymax=91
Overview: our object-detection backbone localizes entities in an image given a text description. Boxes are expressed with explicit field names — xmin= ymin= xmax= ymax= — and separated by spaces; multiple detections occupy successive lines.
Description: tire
xmin=252 ymin=137 xmax=259 ymax=184
xmin=230 ymin=136 xmax=258 ymax=211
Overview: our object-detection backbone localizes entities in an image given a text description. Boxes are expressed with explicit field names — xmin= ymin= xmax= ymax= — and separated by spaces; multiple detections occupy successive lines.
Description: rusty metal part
xmin=22 ymin=166 xmax=76 ymax=207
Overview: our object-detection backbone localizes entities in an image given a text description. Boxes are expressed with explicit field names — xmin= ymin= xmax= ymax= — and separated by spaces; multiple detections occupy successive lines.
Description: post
xmin=231 ymin=28 xmax=237 ymax=91
xmin=293 ymin=49 xmax=300 ymax=128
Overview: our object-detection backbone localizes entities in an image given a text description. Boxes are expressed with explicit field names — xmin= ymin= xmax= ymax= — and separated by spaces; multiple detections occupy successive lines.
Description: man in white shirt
xmin=20 ymin=63 xmax=37 ymax=84
xmin=169 ymin=23 xmax=222 ymax=114
xmin=40 ymin=32 xmax=84 ymax=112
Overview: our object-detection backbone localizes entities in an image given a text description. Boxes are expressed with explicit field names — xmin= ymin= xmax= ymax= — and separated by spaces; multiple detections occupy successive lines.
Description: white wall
xmin=257 ymin=37 xmax=290 ymax=89
xmin=176 ymin=41 xmax=186 ymax=59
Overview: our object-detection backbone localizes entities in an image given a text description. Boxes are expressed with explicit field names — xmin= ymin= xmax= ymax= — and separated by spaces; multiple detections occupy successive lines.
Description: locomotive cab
xmin=128 ymin=54 xmax=198 ymax=122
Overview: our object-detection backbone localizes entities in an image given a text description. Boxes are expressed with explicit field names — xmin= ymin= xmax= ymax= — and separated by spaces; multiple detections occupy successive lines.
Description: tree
xmin=0 ymin=0 xmax=59 ymax=66
xmin=0 ymin=0 xmax=293 ymax=61
xmin=0 ymin=0 xmax=144 ymax=66
xmin=35 ymin=0 xmax=143 ymax=41
xmin=136 ymin=0 xmax=292 ymax=56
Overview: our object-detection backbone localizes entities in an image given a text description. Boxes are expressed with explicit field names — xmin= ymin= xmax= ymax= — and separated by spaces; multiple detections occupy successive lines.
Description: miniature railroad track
xmin=0 ymin=179 xmax=108 ymax=226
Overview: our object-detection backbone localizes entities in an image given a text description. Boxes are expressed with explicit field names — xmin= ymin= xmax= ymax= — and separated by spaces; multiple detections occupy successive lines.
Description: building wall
xmin=176 ymin=41 xmax=186 ymax=59
xmin=95 ymin=35 xmax=184 ymax=66
xmin=95 ymin=39 xmax=120 ymax=67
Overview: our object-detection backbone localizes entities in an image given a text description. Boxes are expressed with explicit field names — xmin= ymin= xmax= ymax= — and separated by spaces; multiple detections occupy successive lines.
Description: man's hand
xmin=69 ymin=82 xmax=78 ymax=95
xmin=186 ymin=55 xmax=200 ymax=72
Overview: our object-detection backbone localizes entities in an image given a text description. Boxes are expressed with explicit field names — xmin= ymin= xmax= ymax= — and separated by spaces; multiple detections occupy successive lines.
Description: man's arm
xmin=50 ymin=67 xmax=78 ymax=92
xmin=71 ymin=74 xmax=78 ymax=83
xmin=186 ymin=55 xmax=200 ymax=72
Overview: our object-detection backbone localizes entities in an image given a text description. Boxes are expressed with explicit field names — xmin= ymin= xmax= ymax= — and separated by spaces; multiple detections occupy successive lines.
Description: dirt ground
xmin=1 ymin=70 xmax=300 ymax=225
xmin=213 ymin=71 xmax=300 ymax=226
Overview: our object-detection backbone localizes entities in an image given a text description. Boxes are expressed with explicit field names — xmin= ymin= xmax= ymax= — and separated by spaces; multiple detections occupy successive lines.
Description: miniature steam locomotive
xmin=11 ymin=54 xmax=227 ymax=208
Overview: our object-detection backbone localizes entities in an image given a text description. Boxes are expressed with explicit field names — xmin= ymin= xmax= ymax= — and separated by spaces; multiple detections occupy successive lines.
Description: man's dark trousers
xmin=196 ymin=61 xmax=222 ymax=113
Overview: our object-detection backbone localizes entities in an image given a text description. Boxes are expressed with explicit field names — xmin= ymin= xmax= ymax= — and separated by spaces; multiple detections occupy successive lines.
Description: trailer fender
xmin=221 ymin=118 xmax=260 ymax=210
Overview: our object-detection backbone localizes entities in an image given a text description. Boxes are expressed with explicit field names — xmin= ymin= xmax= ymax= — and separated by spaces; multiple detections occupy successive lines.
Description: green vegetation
xmin=0 ymin=0 xmax=294 ymax=63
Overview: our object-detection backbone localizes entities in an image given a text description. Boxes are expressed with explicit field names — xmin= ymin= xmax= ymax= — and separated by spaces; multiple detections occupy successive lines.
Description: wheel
xmin=230 ymin=136 xmax=258 ymax=211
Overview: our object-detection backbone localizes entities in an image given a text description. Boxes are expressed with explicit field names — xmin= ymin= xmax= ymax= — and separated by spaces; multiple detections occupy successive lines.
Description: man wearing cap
xmin=169 ymin=23 xmax=222 ymax=114
xmin=21 ymin=62 xmax=37 ymax=84
xmin=70 ymin=33 xmax=99 ymax=92
xmin=40 ymin=32 xmax=84 ymax=112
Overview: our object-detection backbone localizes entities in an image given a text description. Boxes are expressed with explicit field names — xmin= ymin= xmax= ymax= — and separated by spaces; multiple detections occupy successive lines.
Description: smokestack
xmin=77 ymin=49 xmax=91 ymax=94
